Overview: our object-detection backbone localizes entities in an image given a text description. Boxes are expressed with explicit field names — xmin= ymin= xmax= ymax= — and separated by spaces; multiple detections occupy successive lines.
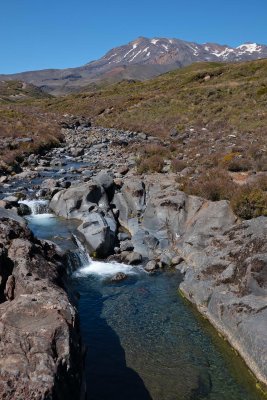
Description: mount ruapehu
xmin=1 ymin=36 xmax=267 ymax=95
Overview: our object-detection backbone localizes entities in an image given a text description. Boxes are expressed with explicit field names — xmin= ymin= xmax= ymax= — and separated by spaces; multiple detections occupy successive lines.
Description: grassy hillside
xmin=0 ymin=61 xmax=266 ymax=217
xmin=0 ymin=82 xmax=61 ymax=172
xmin=0 ymin=80 xmax=51 ymax=102
xmin=46 ymin=59 xmax=267 ymax=136
xmin=43 ymin=59 xmax=267 ymax=217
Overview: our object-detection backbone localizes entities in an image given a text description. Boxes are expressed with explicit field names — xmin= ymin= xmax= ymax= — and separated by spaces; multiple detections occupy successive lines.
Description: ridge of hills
xmin=1 ymin=37 xmax=267 ymax=95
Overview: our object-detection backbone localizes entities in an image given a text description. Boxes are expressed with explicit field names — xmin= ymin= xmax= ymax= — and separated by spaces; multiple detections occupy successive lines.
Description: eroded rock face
xmin=178 ymin=217 xmax=267 ymax=387
xmin=113 ymin=176 xmax=237 ymax=258
xmin=0 ymin=210 xmax=82 ymax=400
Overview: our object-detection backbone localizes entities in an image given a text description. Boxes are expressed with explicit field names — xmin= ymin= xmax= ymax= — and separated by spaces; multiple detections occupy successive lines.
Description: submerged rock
xmin=110 ymin=272 xmax=128 ymax=282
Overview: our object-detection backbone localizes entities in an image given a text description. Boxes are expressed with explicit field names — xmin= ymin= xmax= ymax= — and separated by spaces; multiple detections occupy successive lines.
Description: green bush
xmin=231 ymin=187 xmax=267 ymax=219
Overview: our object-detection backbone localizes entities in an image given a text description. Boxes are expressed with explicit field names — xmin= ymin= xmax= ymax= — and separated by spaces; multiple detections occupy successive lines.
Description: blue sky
xmin=1 ymin=0 xmax=267 ymax=74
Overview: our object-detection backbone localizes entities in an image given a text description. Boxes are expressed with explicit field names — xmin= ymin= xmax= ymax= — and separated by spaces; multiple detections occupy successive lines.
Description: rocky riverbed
xmin=0 ymin=117 xmax=266 ymax=396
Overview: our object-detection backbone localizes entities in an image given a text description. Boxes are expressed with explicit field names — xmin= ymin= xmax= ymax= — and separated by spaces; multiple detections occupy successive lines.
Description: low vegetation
xmin=178 ymin=169 xmax=267 ymax=219
xmin=0 ymin=60 xmax=266 ymax=218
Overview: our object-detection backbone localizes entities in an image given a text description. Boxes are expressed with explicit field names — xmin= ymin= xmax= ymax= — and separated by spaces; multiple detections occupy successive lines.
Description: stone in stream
xmin=110 ymin=272 xmax=128 ymax=282
xmin=18 ymin=202 xmax=31 ymax=216
xmin=145 ymin=260 xmax=159 ymax=273
xmin=120 ymin=240 xmax=134 ymax=252
xmin=125 ymin=251 xmax=142 ymax=265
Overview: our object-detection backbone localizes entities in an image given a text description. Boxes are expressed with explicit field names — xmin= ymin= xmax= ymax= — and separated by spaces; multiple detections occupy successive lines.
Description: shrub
xmin=137 ymin=154 xmax=164 ymax=174
xmin=227 ymin=158 xmax=251 ymax=172
xmin=171 ymin=159 xmax=187 ymax=172
xmin=179 ymin=168 xmax=236 ymax=201
xmin=231 ymin=187 xmax=267 ymax=219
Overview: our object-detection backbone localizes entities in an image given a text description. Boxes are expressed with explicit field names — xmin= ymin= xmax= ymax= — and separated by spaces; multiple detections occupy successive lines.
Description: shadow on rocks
xmin=83 ymin=290 xmax=152 ymax=400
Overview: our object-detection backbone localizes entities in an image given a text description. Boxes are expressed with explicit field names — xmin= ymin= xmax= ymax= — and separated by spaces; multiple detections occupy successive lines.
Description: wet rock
xmin=120 ymin=240 xmax=134 ymax=252
xmin=110 ymin=272 xmax=128 ymax=282
xmin=145 ymin=260 xmax=159 ymax=273
xmin=125 ymin=251 xmax=142 ymax=265
xmin=17 ymin=202 xmax=31 ymax=216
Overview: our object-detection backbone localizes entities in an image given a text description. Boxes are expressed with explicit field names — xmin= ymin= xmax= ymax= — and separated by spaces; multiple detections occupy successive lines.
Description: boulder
xmin=144 ymin=260 xmax=159 ymax=273
xmin=110 ymin=272 xmax=128 ymax=282
xmin=120 ymin=240 xmax=134 ymax=252
xmin=50 ymin=181 xmax=109 ymax=219
xmin=125 ymin=252 xmax=142 ymax=265
xmin=76 ymin=212 xmax=115 ymax=258
xmin=93 ymin=171 xmax=114 ymax=199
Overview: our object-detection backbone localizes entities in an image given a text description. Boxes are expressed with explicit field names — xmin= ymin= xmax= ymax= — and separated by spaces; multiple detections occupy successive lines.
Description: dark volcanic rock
xmin=0 ymin=209 xmax=82 ymax=399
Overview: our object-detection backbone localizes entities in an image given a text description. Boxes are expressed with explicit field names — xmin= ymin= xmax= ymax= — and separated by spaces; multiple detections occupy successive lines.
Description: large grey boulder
xmin=50 ymin=181 xmax=117 ymax=258
xmin=76 ymin=212 xmax=115 ymax=257
xmin=93 ymin=170 xmax=114 ymax=199
xmin=50 ymin=181 xmax=109 ymax=219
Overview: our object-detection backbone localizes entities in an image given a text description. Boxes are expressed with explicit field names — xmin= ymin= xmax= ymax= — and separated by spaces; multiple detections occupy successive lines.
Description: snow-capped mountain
xmin=96 ymin=37 xmax=267 ymax=67
xmin=1 ymin=37 xmax=266 ymax=95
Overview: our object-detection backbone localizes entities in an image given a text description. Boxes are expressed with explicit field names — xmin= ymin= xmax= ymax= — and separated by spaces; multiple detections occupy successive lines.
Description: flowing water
xmin=23 ymin=200 xmax=266 ymax=400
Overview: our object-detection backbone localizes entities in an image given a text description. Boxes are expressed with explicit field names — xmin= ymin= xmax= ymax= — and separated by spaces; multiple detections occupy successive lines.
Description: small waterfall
xmin=19 ymin=199 xmax=50 ymax=215
xmin=65 ymin=235 xmax=92 ymax=275
xmin=73 ymin=235 xmax=92 ymax=266
xmin=71 ymin=235 xmax=138 ymax=279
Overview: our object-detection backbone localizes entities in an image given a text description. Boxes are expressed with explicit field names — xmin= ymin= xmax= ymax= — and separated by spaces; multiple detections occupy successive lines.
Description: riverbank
xmin=0 ymin=208 xmax=83 ymax=399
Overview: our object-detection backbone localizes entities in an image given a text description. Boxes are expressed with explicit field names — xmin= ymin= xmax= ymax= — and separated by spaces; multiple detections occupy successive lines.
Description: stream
xmin=1 ymin=151 xmax=265 ymax=400
xmin=24 ymin=208 xmax=265 ymax=400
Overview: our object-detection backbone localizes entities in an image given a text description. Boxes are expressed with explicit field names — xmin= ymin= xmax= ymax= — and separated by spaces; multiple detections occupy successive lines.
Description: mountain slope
xmin=47 ymin=58 xmax=267 ymax=157
xmin=1 ymin=37 xmax=267 ymax=95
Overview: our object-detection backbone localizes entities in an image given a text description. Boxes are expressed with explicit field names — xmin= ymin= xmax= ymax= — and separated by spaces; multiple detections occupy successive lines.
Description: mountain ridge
xmin=1 ymin=36 xmax=267 ymax=95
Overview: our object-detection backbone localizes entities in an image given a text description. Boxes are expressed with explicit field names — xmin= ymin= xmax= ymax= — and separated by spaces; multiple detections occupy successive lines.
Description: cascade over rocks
xmin=0 ymin=209 xmax=82 ymax=399
xmin=50 ymin=180 xmax=116 ymax=257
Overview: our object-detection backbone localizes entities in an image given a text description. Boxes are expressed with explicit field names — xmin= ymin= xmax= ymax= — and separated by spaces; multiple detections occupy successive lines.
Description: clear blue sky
xmin=1 ymin=0 xmax=267 ymax=74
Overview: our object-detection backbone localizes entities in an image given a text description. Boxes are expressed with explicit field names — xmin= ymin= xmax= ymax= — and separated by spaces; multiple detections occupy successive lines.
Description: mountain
xmin=1 ymin=37 xmax=267 ymax=95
